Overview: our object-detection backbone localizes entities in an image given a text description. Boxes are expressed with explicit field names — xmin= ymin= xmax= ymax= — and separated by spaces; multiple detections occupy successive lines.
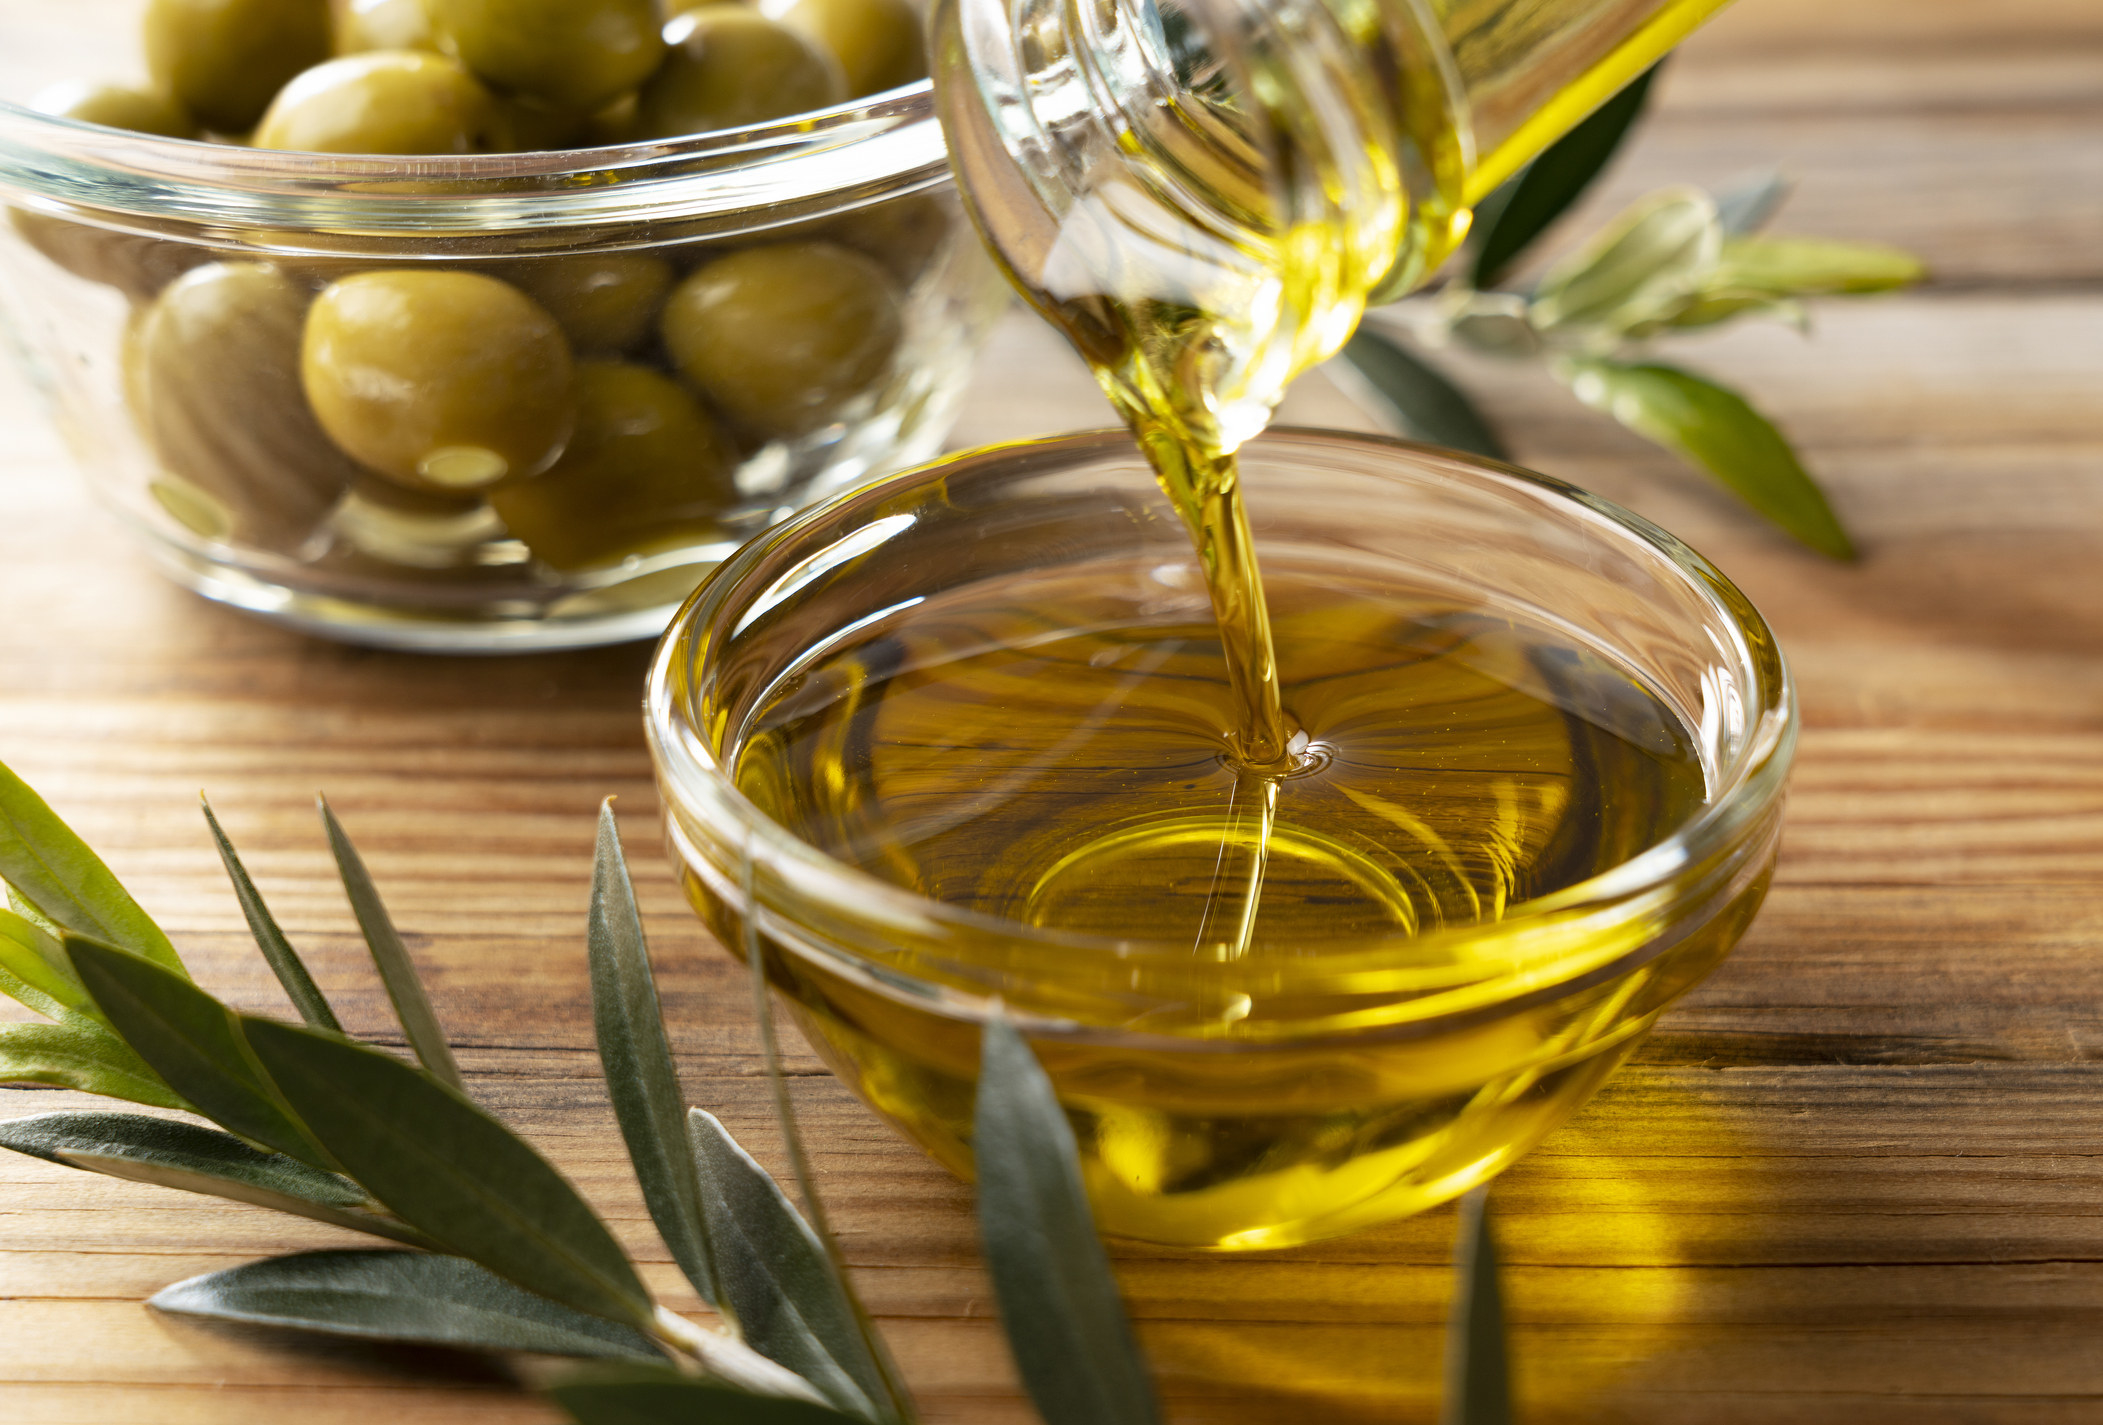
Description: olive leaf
xmin=1711 ymin=234 xmax=1925 ymax=297
xmin=241 ymin=1014 xmax=658 ymax=1331
xmin=1713 ymin=168 xmax=1791 ymax=237
xmin=1 ymin=903 xmax=85 ymax=995
xmin=1563 ymin=358 xmax=1856 ymax=559
xmin=1337 ymin=329 xmax=1509 ymax=460
xmin=589 ymin=801 xmax=718 ymax=1310
xmin=1469 ymin=64 xmax=1662 ymax=290
xmin=66 ymin=934 xmax=329 ymax=1164
xmin=0 ymin=907 xmax=93 ymax=1022
xmin=974 ymin=1019 xmax=1160 ymax=1425
xmin=0 ymin=761 xmax=183 ymax=974
xmin=152 ymin=1249 xmax=663 ymax=1360
xmin=739 ymin=859 xmax=914 ymax=1423
xmin=7 ymin=883 xmax=63 ymax=940
xmin=0 ymin=1109 xmax=427 ymax=1244
xmin=688 ymin=1108 xmax=891 ymax=1423
xmin=0 ymin=1018 xmax=190 ymax=1109
xmin=1668 ymin=234 xmax=1924 ymax=330
xmin=1438 ymin=291 xmax=1543 ymax=360
xmin=1441 ymin=1190 xmax=1512 ymax=1425
xmin=0 ymin=962 xmax=73 ymax=1025
xmin=550 ymin=1365 xmax=869 ymax=1425
xmin=318 ymin=798 xmax=462 ymax=1089
xmin=1529 ymin=187 xmax=1719 ymax=338
xmin=202 ymin=797 xmax=341 ymax=1033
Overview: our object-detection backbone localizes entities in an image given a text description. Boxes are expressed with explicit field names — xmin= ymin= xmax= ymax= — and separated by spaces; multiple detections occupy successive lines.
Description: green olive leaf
xmin=0 ymin=907 xmax=91 ymax=1022
xmin=1440 ymin=1190 xmax=1512 ymax=1425
xmin=65 ymin=935 xmax=329 ymax=1162
xmin=0 ymin=959 xmax=71 ymax=1023
xmin=7 ymin=884 xmax=63 ymax=940
xmin=318 ymin=799 xmax=462 ymax=1089
xmin=974 ymin=1019 xmax=1160 ymax=1425
xmin=1661 ymin=289 xmax=1806 ymax=331
xmin=62 ymin=1148 xmax=431 ymax=1243
xmin=1337 ymin=330 xmax=1509 ymax=460
xmin=1563 ymin=358 xmax=1857 ymax=559
xmin=0 ymin=1108 xmax=427 ymax=1244
xmin=241 ymin=1014 xmax=656 ymax=1331
xmin=1709 ymin=234 xmax=1927 ymax=298
xmin=1529 ymin=187 xmax=1719 ymax=338
xmin=739 ymin=862 xmax=914 ymax=1423
xmin=202 ymin=797 xmax=341 ymax=1033
xmin=152 ymin=1250 xmax=663 ymax=1360
xmin=688 ymin=1108 xmax=889 ymax=1423
xmin=1439 ymin=291 xmax=1543 ymax=361
xmin=0 ymin=761 xmax=184 ymax=975
xmin=1469 ymin=63 xmax=1662 ymax=290
xmin=549 ymin=1365 xmax=868 ymax=1425
xmin=0 ymin=1018 xmax=191 ymax=1109
xmin=589 ymin=802 xmax=718 ymax=1311
xmin=0 ymin=905 xmax=84 ymax=999
xmin=1713 ymin=168 xmax=1791 ymax=237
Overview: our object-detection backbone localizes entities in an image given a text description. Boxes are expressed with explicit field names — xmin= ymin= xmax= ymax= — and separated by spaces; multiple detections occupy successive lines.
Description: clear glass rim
xmin=0 ymin=80 xmax=944 ymax=237
xmin=645 ymin=426 xmax=1796 ymax=981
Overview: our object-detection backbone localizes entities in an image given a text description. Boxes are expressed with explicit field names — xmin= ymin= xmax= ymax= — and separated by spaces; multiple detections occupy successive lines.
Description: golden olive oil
xmin=735 ymin=560 xmax=1707 ymax=953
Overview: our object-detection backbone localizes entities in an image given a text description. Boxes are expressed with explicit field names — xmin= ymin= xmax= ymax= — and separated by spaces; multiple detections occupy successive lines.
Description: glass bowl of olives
xmin=0 ymin=0 xmax=1008 ymax=649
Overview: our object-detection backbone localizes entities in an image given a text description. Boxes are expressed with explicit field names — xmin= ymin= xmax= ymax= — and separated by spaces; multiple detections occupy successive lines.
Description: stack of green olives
xmin=16 ymin=0 xmax=944 ymax=575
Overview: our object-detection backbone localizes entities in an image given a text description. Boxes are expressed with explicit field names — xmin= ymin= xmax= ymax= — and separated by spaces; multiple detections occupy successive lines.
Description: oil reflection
xmin=1120 ymin=1063 xmax=1760 ymax=1422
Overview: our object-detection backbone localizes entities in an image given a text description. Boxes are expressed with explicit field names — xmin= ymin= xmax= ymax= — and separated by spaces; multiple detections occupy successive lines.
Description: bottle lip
xmin=646 ymin=427 xmax=1797 ymax=1040
xmin=0 ymin=81 xmax=946 ymax=240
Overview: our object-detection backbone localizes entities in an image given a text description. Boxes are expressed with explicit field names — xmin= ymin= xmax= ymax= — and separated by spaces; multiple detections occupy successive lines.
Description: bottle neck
xmin=932 ymin=0 xmax=1730 ymax=447
xmin=938 ymin=0 xmax=1462 ymax=450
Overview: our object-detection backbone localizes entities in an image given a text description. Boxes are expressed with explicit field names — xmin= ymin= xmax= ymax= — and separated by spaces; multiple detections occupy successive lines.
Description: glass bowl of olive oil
xmin=647 ymin=427 xmax=1792 ymax=1250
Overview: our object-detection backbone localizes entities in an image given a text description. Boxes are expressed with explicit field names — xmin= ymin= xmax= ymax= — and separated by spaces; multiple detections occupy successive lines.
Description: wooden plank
xmin=1 ymin=0 xmax=2101 ymax=1418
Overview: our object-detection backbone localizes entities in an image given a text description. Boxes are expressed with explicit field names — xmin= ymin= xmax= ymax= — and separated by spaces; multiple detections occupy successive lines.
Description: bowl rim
xmin=645 ymin=426 xmax=1796 ymax=1007
xmin=0 ymin=80 xmax=944 ymax=237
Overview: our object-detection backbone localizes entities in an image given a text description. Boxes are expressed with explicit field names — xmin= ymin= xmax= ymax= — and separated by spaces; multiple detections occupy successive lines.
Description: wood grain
xmin=2 ymin=0 xmax=2101 ymax=1420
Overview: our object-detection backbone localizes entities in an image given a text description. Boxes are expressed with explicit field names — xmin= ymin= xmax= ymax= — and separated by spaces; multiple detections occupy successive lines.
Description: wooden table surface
xmin=4 ymin=1 xmax=2102 ymax=1420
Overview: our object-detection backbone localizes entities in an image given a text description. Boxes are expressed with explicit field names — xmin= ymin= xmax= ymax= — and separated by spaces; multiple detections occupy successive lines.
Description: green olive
xmin=253 ymin=51 xmax=506 ymax=153
xmin=506 ymin=254 xmax=674 ymax=355
xmin=325 ymin=474 xmax=505 ymax=568
xmin=425 ymin=0 xmax=664 ymax=115
xmin=500 ymin=96 xmax=589 ymax=151
xmin=583 ymin=91 xmax=642 ymax=145
xmin=660 ymin=241 xmax=902 ymax=438
xmin=772 ymin=0 xmax=926 ymax=98
xmin=488 ymin=360 xmax=738 ymax=569
xmin=636 ymin=9 xmax=845 ymax=139
xmin=333 ymin=0 xmax=439 ymax=53
xmin=9 ymin=210 xmax=213 ymax=301
xmin=127 ymin=262 xmax=364 ymax=551
xmin=30 ymin=80 xmax=199 ymax=139
xmin=13 ymin=84 xmax=210 ymax=299
xmin=823 ymin=192 xmax=951 ymax=283
xmin=143 ymin=0 xmax=333 ymax=133
xmin=302 ymin=269 xmax=577 ymax=494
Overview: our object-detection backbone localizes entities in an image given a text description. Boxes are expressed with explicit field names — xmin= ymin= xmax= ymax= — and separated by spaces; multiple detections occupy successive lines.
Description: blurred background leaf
xmin=1337 ymin=330 xmax=1508 ymax=460
xmin=1469 ymin=65 xmax=1662 ymax=289
xmin=1564 ymin=358 xmax=1856 ymax=559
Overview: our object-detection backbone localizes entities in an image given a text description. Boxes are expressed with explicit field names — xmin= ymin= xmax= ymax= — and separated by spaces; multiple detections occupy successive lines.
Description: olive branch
xmin=1339 ymin=64 xmax=1926 ymax=560
xmin=0 ymin=758 xmax=1510 ymax=1424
